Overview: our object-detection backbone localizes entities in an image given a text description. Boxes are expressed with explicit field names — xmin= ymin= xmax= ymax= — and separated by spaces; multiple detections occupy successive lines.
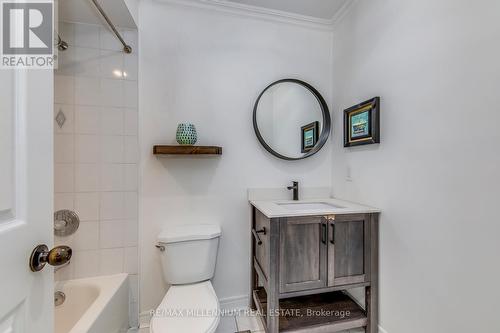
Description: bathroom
xmin=1 ymin=0 xmax=500 ymax=332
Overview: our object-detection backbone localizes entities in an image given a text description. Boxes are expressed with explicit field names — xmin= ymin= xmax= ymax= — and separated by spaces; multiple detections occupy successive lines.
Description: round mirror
xmin=253 ymin=79 xmax=331 ymax=160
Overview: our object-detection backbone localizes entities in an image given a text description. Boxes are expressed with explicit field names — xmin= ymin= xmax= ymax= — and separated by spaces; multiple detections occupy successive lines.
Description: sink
xmin=277 ymin=202 xmax=344 ymax=211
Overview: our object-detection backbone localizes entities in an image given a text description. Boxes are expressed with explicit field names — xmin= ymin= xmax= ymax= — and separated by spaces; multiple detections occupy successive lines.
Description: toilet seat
xmin=150 ymin=281 xmax=220 ymax=333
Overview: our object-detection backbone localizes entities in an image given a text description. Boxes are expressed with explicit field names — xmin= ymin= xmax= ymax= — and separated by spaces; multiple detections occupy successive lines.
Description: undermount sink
xmin=277 ymin=202 xmax=344 ymax=211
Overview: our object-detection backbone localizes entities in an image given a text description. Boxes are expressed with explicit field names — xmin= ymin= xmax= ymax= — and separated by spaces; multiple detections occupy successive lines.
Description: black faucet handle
xmin=287 ymin=181 xmax=299 ymax=200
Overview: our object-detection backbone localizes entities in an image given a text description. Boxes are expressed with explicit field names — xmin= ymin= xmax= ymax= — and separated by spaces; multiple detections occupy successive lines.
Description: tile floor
xmin=133 ymin=310 xmax=365 ymax=333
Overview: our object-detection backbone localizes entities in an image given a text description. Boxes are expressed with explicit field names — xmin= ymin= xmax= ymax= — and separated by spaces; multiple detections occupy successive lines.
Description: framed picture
xmin=344 ymin=97 xmax=380 ymax=147
xmin=301 ymin=121 xmax=319 ymax=153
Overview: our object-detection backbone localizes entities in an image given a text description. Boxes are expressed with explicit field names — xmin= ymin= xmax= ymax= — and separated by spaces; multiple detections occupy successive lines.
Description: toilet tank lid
xmin=158 ymin=224 xmax=221 ymax=244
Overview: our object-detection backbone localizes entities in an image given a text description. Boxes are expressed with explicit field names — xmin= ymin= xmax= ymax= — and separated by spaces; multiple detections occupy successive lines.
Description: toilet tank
xmin=157 ymin=224 xmax=221 ymax=285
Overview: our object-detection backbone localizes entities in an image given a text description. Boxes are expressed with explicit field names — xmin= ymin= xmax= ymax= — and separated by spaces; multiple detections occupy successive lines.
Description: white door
xmin=0 ymin=67 xmax=54 ymax=332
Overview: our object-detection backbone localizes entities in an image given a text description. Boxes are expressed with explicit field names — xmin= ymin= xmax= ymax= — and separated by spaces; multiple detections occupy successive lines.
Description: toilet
xmin=151 ymin=224 xmax=222 ymax=333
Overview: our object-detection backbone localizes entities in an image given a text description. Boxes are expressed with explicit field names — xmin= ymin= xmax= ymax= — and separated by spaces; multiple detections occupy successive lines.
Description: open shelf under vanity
xmin=253 ymin=287 xmax=367 ymax=333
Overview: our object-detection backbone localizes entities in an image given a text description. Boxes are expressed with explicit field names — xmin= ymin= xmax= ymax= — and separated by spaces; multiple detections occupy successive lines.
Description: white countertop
xmin=250 ymin=197 xmax=381 ymax=218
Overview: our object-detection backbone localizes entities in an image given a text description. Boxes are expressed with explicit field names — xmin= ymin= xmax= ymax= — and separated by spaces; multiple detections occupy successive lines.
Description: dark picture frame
xmin=301 ymin=121 xmax=319 ymax=153
xmin=344 ymin=97 xmax=380 ymax=147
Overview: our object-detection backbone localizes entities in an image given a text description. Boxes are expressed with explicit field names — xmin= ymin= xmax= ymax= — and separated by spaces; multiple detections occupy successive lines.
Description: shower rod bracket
xmin=90 ymin=0 xmax=133 ymax=54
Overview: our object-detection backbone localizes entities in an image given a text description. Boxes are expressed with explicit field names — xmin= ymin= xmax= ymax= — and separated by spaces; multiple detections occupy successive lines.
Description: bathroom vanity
xmin=250 ymin=198 xmax=380 ymax=333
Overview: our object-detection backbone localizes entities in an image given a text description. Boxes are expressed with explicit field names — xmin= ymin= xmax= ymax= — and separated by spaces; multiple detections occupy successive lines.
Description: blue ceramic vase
xmin=176 ymin=123 xmax=197 ymax=145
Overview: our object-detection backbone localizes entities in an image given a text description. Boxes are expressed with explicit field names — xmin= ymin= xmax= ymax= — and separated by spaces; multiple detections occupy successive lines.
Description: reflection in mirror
xmin=253 ymin=79 xmax=330 ymax=160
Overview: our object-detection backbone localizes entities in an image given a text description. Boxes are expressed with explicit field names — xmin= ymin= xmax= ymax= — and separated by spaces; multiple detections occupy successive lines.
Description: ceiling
xmin=219 ymin=0 xmax=350 ymax=21
xmin=59 ymin=0 xmax=136 ymax=28
xmin=58 ymin=0 xmax=350 ymax=28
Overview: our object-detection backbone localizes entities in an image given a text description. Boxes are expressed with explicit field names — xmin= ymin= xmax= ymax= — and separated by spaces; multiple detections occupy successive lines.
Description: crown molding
xmin=153 ymin=0 xmax=355 ymax=31
xmin=331 ymin=0 xmax=357 ymax=29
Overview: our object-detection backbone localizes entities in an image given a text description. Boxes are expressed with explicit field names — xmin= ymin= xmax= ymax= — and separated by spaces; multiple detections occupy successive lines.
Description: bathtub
xmin=55 ymin=274 xmax=130 ymax=333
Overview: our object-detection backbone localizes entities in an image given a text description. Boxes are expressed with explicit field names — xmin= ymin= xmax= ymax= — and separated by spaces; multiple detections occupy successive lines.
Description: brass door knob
xmin=29 ymin=244 xmax=72 ymax=272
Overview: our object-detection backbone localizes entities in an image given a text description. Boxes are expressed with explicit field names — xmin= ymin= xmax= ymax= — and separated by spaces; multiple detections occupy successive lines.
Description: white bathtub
xmin=55 ymin=274 xmax=130 ymax=333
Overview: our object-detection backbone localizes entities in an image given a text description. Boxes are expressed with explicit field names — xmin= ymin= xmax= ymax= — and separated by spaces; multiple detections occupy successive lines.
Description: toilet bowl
xmin=151 ymin=224 xmax=222 ymax=333
xmin=150 ymin=281 xmax=219 ymax=333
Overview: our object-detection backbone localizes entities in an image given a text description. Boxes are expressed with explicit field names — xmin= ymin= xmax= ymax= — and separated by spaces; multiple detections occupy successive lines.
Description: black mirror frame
xmin=252 ymin=79 xmax=331 ymax=161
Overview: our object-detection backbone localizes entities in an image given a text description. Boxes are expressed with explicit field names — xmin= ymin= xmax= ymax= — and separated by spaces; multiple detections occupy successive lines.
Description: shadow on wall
xmin=344 ymin=144 xmax=381 ymax=154
xmin=158 ymin=157 xmax=222 ymax=194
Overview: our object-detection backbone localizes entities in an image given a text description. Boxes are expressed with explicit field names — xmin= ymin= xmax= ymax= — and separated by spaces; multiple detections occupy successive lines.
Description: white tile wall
xmin=100 ymin=50 xmax=124 ymax=79
xmin=75 ymin=106 xmax=100 ymax=134
xmin=75 ymin=76 xmax=101 ymax=105
xmin=74 ymin=24 xmax=100 ymax=48
xmin=74 ymin=192 xmax=99 ymax=221
xmin=76 ymin=134 xmax=101 ymax=162
xmin=124 ymin=219 xmax=138 ymax=247
xmin=55 ymin=193 xmax=74 ymax=211
xmin=72 ymin=221 xmax=99 ymax=251
xmin=54 ymin=135 xmax=74 ymax=163
xmin=100 ymin=28 xmax=124 ymax=51
xmin=100 ymin=192 xmax=125 ymax=220
xmin=59 ymin=22 xmax=75 ymax=46
xmin=73 ymin=250 xmax=100 ymax=278
xmin=54 ymin=21 xmax=139 ymax=328
xmin=55 ymin=164 xmax=74 ymax=193
xmin=100 ymin=220 xmax=125 ymax=248
xmin=101 ymin=78 xmax=124 ymax=107
xmin=54 ymin=104 xmax=74 ymax=134
xmin=54 ymin=76 xmax=74 ymax=104
xmin=100 ymin=248 xmax=125 ymax=275
xmin=101 ymin=135 xmax=124 ymax=163
xmin=101 ymin=107 xmax=124 ymax=135
xmin=75 ymin=164 xmax=100 ymax=192
xmin=124 ymin=247 xmax=138 ymax=274
xmin=123 ymin=55 xmax=138 ymax=81
xmin=124 ymin=109 xmax=138 ymax=135
xmin=74 ymin=47 xmax=100 ymax=76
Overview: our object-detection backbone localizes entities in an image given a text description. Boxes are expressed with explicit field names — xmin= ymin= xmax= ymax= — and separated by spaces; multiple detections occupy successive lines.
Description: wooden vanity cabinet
xmin=279 ymin=215 xmax=328 ymax=293
xmin=278 ymin=214 xmax=369 ymax=292
xmin=330 ymin=213 xmax=368 ymax=286
xmin=251 ymin=208 xmax=379 ymax=333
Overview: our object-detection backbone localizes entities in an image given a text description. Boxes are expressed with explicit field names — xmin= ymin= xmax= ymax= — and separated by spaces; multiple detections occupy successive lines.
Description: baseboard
xmin=379 ymin=325 xmax=388 ymax=333
xmin=219 ymin=294 xmax=249 ymax=311
xmin=139 ymin=310 xmax=152 ymax=328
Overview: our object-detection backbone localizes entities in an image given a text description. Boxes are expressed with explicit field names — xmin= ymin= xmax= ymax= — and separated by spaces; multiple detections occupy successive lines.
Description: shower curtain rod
xmin=90 ymin=0 xmax=132 ymax=54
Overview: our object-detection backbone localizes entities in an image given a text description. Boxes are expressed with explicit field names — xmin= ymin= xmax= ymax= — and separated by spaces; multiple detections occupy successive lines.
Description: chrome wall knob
xmin=29 ymin=244 xmax=72 ymax=272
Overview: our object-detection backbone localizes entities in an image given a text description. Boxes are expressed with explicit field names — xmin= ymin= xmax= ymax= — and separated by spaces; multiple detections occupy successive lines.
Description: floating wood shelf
xmin=253 ymin=288 xmax=367 ymax=332
xmin=153 ymin=145 xmax=222 ymax=155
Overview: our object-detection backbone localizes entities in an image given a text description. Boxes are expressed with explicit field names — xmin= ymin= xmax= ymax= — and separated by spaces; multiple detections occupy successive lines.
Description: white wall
xmin=331 ymin=0 xmax=500 ymax=332
xmin=53 ymin=21 xmax=139 ymax=327
xmin=124 ymin=0 xmax=139 ymax=26
xmin=139 ymin=1 xmax=333 ymax=312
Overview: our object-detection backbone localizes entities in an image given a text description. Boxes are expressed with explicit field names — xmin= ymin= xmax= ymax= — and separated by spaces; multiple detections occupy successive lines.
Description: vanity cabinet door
xmin=279 ymin=216 xmax=328 ymax=293
xmin=329 ymin=214 xmax=367 ymax=286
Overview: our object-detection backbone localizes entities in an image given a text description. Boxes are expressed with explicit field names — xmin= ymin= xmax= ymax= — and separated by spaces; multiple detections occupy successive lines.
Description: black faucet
xmin=287 ymin=181 xmax=299 ymax=201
